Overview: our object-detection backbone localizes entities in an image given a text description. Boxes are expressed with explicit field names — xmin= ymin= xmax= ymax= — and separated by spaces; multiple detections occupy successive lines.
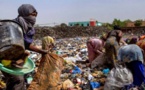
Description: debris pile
xmin=34 ymin=26 xmax=109 ymax=39
xmin=55 ymin=38 xmax=108 ymax=90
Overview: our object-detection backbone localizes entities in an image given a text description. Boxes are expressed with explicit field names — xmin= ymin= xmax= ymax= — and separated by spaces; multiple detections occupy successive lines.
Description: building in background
xmin=141 ymin=21 xmax=145 ymax=26
xmin=68 ymin=20 xmax=102 ymax=27
xmin=96 ymin=22 xmax=102 ymax=26
xmin=126 ymin=20 xmax=145 ymax=27
xmin=126 ymin=21 xmax=135 ymax=27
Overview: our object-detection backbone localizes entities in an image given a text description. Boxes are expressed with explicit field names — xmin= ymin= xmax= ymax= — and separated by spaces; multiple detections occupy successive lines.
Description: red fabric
xmin=139 ymin=35 xmax=145 ymax=40
xmin=137 ymin=40 xmax=145 ymax=51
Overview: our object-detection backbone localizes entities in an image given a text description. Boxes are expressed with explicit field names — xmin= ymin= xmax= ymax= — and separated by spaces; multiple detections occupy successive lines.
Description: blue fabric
xmin=90 ymin=82 xmax=100 ymax=89
xmin=123 ymin=84 xmax=135 ymax=90
xmin=23 ymin=28 xmax=35 ymax=49
xmin=24 ymin=28 xmax=35 ymax=44
xmin=118 ymin=44 xmax=144 ymax=63
xmin=72 ymin=66 xmax=82 ymax=74
xmin=127 ymin=61 xmax=145 ymax=86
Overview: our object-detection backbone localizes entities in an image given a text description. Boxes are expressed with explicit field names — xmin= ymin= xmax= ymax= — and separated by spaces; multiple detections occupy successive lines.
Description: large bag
xmin=27 ymin=53 xmax=64 ymax=90
xmin=104 ymin=64 xmax=133 ymax=90
xmin=91 ymin=53 xmax=106 ymax=69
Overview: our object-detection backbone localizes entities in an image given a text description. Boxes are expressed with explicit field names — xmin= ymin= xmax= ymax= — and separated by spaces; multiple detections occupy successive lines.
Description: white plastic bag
xmin=104 ymin=65 xmax=133 ymax=90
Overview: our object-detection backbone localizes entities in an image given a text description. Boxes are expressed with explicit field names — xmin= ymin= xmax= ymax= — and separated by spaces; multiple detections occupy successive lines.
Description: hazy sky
xmin=0 ymin=0 xmax=145 ymax=26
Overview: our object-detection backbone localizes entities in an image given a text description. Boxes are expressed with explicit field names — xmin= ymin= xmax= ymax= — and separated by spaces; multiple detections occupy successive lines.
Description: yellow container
xmin=1 ymin=60 xmax=12 ymax=67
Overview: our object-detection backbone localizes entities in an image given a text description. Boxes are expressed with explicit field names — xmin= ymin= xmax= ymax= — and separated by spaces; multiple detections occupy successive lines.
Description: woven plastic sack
xmin=27 ymin=53 xmax=64 ymax=90
xmin=104 ymin=64 xmax=133 ymax=90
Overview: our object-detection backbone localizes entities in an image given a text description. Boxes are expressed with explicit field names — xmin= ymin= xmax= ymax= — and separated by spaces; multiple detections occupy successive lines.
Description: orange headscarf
xmin=139 ymin=35 xmax=145 ymax=40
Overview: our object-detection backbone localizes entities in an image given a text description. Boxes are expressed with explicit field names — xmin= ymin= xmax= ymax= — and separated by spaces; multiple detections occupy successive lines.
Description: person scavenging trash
xmin=104 ymin=25 xmax=127 ymax=69
xmin=0 ymin=4 xmax=48 ymax=90
xmin=117 ymin=44 xmax=145 ymax=89
xmin=15 ymin=4 xmax=48 ymax=54
xmin=86 ymin=35 xmax=106 ymax=67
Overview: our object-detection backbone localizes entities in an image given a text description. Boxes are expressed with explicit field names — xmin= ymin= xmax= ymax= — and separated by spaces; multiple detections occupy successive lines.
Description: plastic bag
xmin=90 ymin=82 xmax=100 ymax=89
xmin=104 ymin=64 xmax=133 ymax=90
xmin=71 ymin=66 xmax=82 ymax=74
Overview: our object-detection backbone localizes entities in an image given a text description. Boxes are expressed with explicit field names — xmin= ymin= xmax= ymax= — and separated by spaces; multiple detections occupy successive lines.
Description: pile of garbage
xmin=60 ymin=61 xmax=109 ymax=90
xmin=34 ymin=26 xmax=109 ymax=39
xmin=53 ymin=37 xmax=109 ymax=90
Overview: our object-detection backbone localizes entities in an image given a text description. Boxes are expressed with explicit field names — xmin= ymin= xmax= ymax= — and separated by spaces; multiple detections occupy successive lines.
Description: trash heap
xmin=34 ymin=26 xmax=109 ymax=39
xmin=60 ymin=61 xmax=109 ymax=90
xmin=53 ymin=37 xmax=109 ymax=90
xmin=34 ymin=26 xmax=145 ymax=39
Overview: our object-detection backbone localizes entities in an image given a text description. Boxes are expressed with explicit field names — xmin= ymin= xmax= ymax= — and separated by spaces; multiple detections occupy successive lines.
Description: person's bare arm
xmin=29 ymin=43 xmax=48 ymax=54
xmin=96 ymin=49 xmax=103 ymax=54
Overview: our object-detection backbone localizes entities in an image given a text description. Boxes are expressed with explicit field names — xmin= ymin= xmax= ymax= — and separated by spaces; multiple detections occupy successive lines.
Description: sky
xmin=0 ymin=0 xmax=145 ymax=26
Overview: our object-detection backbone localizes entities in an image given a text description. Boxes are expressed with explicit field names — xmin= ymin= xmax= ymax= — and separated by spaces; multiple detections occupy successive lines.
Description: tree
xmin=112 ymin=18 xmax=128 ymax=28
xmin=112 ymin=19 xmax=119 ymax=26
xmin=134 ymin=20 xmax=142 ymax=27
xmin=102 ymin=23 xmax=113 ymax=30
xmin=124 ymin=19 xmax=132 ymax=22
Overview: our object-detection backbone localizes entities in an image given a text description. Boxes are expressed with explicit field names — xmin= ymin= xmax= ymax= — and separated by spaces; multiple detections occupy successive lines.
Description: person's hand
xmin=96 ymin=50 xmax=103 ymax=54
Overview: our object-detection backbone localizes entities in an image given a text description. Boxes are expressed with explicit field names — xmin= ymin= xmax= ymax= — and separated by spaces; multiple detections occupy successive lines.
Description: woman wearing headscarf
xmin=86 ymin=35 xmax=106 ymax=63
xmin=118 ymin=44 xmax=145 ymax=88
xmin=104 ymin=25 xmax=127 ymax=69
xmin=125 ymin=34 xmax=138 ymax=44
xmin=14 ymin=4 xmax=47 ymax=54
xmin=139 ymin=35 xmax=145 ymax=41
xmin=3 ymin=4 xmax=47 ymax=90
xmin=137 ymin=35 xmax=145 ymax=56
